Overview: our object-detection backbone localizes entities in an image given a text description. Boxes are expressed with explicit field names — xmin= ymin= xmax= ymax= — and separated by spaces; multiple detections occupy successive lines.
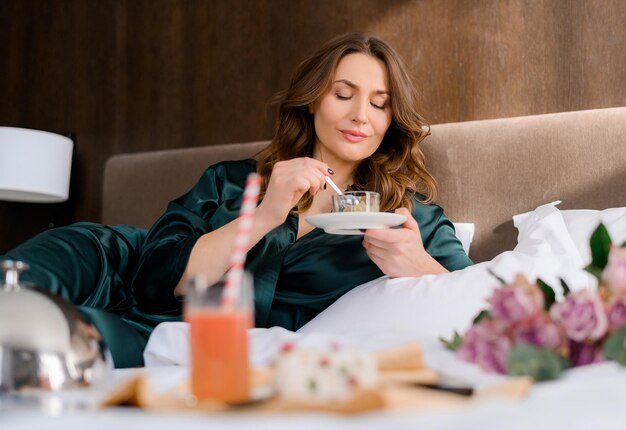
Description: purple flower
xmin=488 ymin=275 xmax=544 ymax=327
xmin=457 ymin=319 xmax=512 ymax=374
xmin=550 ymin=289 xmax=609 ymax=342
xmin=513 ymin=314 xmax=565 ymax=352
xmin=606 ymin=295 xmax=626 ymax=333
xmin=603 ymin=246 xmax=626 ymax=295
xmin=569 ymin=340 xmax=604 ymax=367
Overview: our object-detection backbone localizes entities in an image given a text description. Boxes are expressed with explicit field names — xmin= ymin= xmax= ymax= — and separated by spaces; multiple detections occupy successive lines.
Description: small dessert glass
xmin=332 ymin=191 xmax=380 ymax=213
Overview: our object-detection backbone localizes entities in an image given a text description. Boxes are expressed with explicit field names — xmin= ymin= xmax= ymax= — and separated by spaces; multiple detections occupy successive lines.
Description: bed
xmin=4 ymin=107 xmax=626 ymax=429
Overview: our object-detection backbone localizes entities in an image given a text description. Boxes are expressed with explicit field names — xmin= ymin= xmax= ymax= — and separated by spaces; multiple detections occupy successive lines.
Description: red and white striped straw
xmin=221 ymin=172 xmax=262 ymax=307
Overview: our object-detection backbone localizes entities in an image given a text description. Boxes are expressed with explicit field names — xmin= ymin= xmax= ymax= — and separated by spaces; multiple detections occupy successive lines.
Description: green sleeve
xmin=412 ymin=199 xmax=474 ymax=271
xmin=131 ymin=160 xmax=256 ymax=314
xmin=1 ymin=222 xmax=146 ymax=309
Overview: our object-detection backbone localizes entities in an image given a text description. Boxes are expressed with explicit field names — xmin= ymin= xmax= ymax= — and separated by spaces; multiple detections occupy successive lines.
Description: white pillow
xmin=560 ymin=207 xmax=626 ymax=264
xmin=452 ymin=222 xmax=475 ymax=255
xmin=300 ymin=202 xmax=584 ymax=340
xmin=513 ymin=202 xmax=626 ymax=265
xmin=512 ymin=201 xmax=582 ymax=270
xmin=298 ymin=270 xmax=498 ymax=341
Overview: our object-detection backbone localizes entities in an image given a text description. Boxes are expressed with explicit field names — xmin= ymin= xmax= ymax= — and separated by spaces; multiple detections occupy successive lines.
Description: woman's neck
xmin=313 ymin=148 xmax=356 ymax=190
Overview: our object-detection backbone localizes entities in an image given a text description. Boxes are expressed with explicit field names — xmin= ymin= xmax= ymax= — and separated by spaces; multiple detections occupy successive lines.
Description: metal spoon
xmin=324 ymin=176 xmax=359 ymax=208
xmin=324 ymin=176 xmax=343 ymax=195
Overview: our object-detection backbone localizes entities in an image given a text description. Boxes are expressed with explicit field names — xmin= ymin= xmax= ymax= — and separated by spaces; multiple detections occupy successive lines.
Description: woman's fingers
xmin=395 ymin=207 xmax=422 ymax=238
xmin=271 ymin=157 xmax=330 ymax=196
xmin=361 ymin=209 xmax=428 ymax=277
xmin=362 ymin=238 xmax=386 ymax=260
xmin=258 ymin=157 xmax=332 ymax=224
xmin=362 ymin=228 xmax=404 ymax=245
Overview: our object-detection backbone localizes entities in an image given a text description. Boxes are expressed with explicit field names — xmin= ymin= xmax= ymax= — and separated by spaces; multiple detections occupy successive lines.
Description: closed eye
xmin=335 ymin=90 xmax=387 ymax=109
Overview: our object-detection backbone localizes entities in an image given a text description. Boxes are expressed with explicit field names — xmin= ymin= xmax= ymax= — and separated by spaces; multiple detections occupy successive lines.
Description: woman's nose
xmin=351 ymin=99 xmax=368 ymax=124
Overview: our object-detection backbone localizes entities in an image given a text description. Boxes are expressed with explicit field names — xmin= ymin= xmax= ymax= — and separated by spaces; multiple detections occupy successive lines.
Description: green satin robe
xmin=131 ymin=159 xmax=473 ymax=331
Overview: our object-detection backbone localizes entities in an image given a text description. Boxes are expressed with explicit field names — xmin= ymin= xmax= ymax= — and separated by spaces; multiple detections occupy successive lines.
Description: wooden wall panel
xmin=0 ymin=0 xmax=624 ymax=252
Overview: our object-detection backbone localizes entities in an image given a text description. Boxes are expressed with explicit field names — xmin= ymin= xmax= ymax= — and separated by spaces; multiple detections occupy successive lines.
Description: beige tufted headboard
xmin=102 ymin=107 xmax=626 ymax=262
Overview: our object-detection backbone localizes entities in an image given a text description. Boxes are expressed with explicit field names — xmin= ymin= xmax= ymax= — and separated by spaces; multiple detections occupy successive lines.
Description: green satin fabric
xmin=1 ymin=222 xmax=154 ymax=367
xmin=3 ymin=222 xmax=145 ymax=312
xmin=132 ymin=159 xmax=473 ymax=331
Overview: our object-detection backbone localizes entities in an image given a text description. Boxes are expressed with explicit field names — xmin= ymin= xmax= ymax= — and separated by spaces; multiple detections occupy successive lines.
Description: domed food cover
xmin=0 ymin=260 xmax=112 ymax=393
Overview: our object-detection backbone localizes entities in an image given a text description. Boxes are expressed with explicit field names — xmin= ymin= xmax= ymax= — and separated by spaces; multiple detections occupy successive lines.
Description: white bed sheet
xmin=3 ymin=357 xmax=626 ymax=430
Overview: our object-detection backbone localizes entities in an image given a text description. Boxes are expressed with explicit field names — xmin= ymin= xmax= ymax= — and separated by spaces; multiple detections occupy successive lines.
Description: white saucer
xmin=305 ymin=212 xmax=406 ymax=235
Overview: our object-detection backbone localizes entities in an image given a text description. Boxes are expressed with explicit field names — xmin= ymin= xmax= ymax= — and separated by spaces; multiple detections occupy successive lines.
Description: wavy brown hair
xmin=257 ymin=32 xmax=437 ymax=212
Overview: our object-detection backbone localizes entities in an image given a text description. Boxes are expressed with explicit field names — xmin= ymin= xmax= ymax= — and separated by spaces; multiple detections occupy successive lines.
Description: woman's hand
xmin=180 ymin=157 xmax=330 ymax=294
xmin=362 ymin=207 xmax=448 ymax=277
xmin=256 ymin=157 xmax=331 ymax=228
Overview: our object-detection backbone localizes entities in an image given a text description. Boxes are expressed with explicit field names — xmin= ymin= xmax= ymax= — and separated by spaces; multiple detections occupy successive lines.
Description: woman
xmin=132 ymin=33 xmax=472 ymax=331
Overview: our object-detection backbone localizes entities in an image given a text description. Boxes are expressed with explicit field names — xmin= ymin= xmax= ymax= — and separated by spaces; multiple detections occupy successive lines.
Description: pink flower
xmin=488 ymin=275 xmax=544 ymax=327
xmin=603 ymin=246 xmax=626 ymax=295
xmin=457 ymin=319 xmax=512 ymax=374
xmin=569 ymin=340 xmax=604 ymax=367
xmin=606 ymin=295 xmax=626 ymax=333
xmin=550 ymin=289 xmax=609 ymax=342
xmin=513 ymin=313 xmax=566 ymax=352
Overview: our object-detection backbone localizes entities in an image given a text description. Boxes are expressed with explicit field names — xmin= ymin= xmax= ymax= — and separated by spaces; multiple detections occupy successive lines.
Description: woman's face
xmin=311 ymin=53 xmax=393 ymax=170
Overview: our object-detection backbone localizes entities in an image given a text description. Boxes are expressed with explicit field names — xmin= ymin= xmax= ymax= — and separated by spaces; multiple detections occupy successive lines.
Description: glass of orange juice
xmin=185 ymin=271 xmax=254 ymax=404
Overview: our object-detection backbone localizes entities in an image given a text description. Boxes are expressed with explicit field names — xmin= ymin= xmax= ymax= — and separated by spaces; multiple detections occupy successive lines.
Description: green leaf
xmin=589 ymin=223 xmax=612 ymax=270
xmin=621 ymin=241 xmax=626 ymax=248
xmin=488 ymin=269 xmax=507 ymax=285
xmin=584 ymin=263 xmax=604 ymax=282
xmin=473 ymin=309 xmax=491 ymax=324
xmin=559 ymin=279 xmax=571 ymax=297
xmin=536 ymin=279 xmax=556 ymax=310
xmin=507 ymin=344 xmax=565 ymax=382
xmin=439 ymin=331 xmax=463 ymax=351
xmin=603 ymin=327 xmax=626 ymax=366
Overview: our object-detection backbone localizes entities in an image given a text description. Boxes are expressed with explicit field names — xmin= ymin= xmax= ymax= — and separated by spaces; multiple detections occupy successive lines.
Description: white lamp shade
xmin=0 ymin=127 xmax=73 ymax=203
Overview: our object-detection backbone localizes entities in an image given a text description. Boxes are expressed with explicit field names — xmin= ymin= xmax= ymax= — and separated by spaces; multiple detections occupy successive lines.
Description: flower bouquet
xmin=442 ymin=223 xmax=626 ymax=381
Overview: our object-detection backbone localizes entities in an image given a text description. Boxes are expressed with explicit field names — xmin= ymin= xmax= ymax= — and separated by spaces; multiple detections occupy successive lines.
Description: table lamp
xmin=0 ymin=127 xmax=73 ymax=203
